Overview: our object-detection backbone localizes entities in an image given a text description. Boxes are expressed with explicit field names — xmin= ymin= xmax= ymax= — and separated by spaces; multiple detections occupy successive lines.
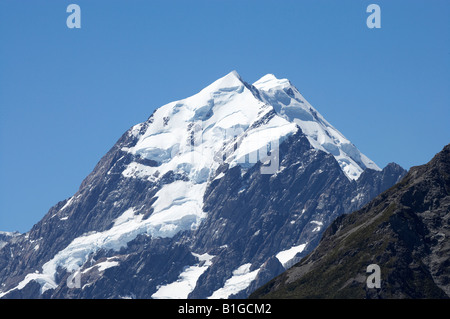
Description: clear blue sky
xmin=1 ymin=0 xmax=449 ymax=232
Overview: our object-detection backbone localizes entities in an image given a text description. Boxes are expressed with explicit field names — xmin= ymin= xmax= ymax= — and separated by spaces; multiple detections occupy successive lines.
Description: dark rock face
xmin=0 ymin=124 xmax=406 ymax=299
xmin=251 ymin=144 xmax=450 ymax=299
xmin=0 ymin=232 xmax=19 ymax=250
xmin=187 ymin=132 xmax=403 ymax=298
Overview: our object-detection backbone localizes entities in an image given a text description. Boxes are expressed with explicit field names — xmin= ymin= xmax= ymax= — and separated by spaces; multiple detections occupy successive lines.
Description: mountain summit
xmin=0 ymin=71 xmax=405 ymax=299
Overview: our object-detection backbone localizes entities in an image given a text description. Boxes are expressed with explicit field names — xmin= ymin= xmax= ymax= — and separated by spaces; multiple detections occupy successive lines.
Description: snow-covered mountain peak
xmin=126 ymin=71 xmax=380 ymax=183
xmin=126 ymin=70 xmax=297 ymax=185
xmin=196 ymin=70 xmax=245 ymax=96
xmin=253 ymin=73 xmax=292 ymax=91
xmin=253 ymin=73 xmax=380 ymax=180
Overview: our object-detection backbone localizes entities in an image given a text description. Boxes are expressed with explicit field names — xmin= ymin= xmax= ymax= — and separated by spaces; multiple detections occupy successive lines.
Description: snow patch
xmin=276 ymin=243 xmax=307 ymax=268
xmin=310 ymin=220 xmax=323 ymax=232
xmin=82 ymin=258 xmax=120 ymax=274
xmin=60 ymin=197 xmax=74 ymax=211
xmin=0 ymin=273 xmax=57 ymax=297
xmin=152 ymin=253 xmax=214 ymax=299
xmin=208 ymin=263 xmax=260 ymax=299
xmin=351 ymin=193 xmax=364 ymax=203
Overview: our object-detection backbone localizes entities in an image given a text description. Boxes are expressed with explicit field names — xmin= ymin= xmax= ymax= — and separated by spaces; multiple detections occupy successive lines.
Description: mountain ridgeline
xmin=251 ymin=144 xmax=450 ymax=299
xmin=0 ymin=71 xmax=406 ymax=299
